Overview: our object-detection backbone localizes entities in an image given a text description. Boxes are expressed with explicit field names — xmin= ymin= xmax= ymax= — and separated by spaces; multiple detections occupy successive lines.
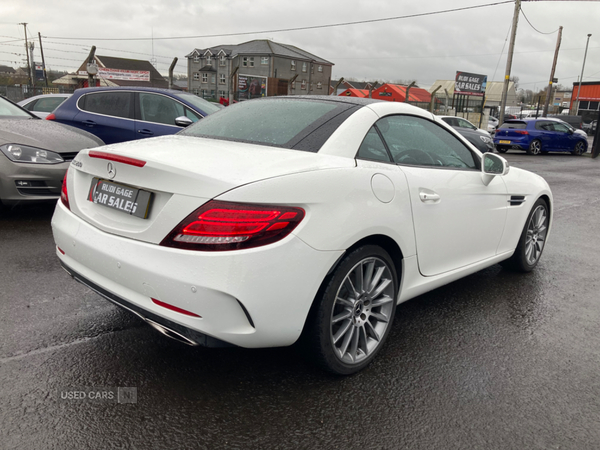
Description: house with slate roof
xmin=186 ymin=39 xmax=333 ymax=101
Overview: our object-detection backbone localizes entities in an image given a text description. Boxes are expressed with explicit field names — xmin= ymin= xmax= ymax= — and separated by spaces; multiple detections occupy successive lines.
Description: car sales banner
xmin=78 ymin=68 xmax=150 ymax=82
xmin=455 ymin=71 xmax=487 ymax=97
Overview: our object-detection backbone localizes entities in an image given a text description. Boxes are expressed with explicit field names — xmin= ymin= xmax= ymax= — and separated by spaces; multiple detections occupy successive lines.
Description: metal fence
xmin=0 ymin=85 xmax=75 ymax=103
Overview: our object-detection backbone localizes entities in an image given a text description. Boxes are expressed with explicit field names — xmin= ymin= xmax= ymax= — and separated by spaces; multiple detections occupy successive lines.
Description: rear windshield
xmin=499 ymin=121 xmax=527 ymax=130
xmin=179 ymin=98 xmax=357 ymax=151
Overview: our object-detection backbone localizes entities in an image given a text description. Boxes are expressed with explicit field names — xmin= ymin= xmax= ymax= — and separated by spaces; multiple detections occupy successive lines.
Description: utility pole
xmin=38 ymin=32 xmax=49 ymax=87
xmin=19 ymin=23 xmax=32 ymax=88
xmin=86 ymin=46 xmax=97 ymax=87
xmin=542 ymin=26 xmax=562 ymax=117
xmin=574 ymin=33 xmax=592 ymax=115
xmin=499 ymin=0 xmax=520 ymax=125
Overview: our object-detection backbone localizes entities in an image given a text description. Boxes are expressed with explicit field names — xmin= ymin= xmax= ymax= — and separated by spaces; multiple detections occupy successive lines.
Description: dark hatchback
xmin=494 ymin=118 xmax=588 ymax=155
xmin=47 ymin=87 xmax=222 ymax=145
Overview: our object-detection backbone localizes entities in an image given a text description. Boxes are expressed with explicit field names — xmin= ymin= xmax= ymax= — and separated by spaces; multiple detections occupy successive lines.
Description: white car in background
xmin=52 ymin=96 xmax=552 ymax=375
xmin=17 ymin=93 xmax=71 ymax=119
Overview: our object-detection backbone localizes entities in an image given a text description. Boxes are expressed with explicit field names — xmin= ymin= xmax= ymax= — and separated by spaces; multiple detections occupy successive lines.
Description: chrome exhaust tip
xmin=145 ymin=318 xmax=199 ymax=346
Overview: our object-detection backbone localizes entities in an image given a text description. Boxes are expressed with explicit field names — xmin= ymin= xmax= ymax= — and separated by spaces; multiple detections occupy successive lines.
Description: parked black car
xmin=438 ymin=116 xmax=495 ymax=153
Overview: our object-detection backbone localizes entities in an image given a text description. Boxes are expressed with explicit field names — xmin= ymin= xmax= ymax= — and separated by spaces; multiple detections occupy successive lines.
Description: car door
xmin=135 ymin=93 xmax=200 ymax=139
xmin=375 ymin=115 xmax=508 ymax=277
xmin=552 ymin=121 xmax=575 ymax=150
xmin=533 ymin=120 xmax=557 ymax=150
xmin=73 ymin=91 xmax=136 ymax=144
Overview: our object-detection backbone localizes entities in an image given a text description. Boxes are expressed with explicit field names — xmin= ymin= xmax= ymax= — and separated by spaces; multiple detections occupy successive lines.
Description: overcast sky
xmin=2 ymin=0 xmax=599 ymax=92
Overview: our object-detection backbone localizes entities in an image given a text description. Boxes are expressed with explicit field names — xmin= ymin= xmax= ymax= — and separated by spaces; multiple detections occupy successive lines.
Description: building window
xmin=201 ymin=89 xmax=207 ymax=98
xmin=193 ymin=73 xmax=199 ymax=81
xmin=210 ymin=90 xmax=215 ymax=98
xmin=219 ymin=90 xmax=226 ymax=98
xmin=220 ymin=55 xmax=226 ymax=66
xmin=301 ymin=80 xmax=306 ymax=90
xmin=193 ymin=55 xmax=199 ymax=63
xmin=318 ymin=65 xmax=323 ymax=72
xmin=243 ymin=57 xmax=254 ymax=67
xmin=291 ymin=60 xmax=296 ymax=71
xmin=219 ymin=74 xmax=226 ymax=84
xmin=206 ymin=54 xmax=212 ymax=65
xmin=261 ymin=57 xmax=269 ymax=65
xmin=249 ymin=57 xmax=254 ymax=67
xmin=242 ymin=57 xmax=248 ymax=67
xmin=202 ymin=73 xmax=208 ymax=83
xmin=302 ymin=62 xmax=307 ymax=73
xmin=193 ymin=88 xmax=199 ymax=95
xmin=317 ymin=82 xmax=322 ymax=90
xmin=211 ymin=74 xmax=216 ymax=84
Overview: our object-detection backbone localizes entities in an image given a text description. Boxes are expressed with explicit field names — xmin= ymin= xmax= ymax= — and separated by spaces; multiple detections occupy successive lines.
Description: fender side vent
xmin=509 ymin=195 xmax=526 ymax=206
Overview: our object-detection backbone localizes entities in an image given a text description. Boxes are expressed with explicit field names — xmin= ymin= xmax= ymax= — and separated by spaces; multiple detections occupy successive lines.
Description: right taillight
xmin=160 ymin=200 xmax=305 ymax=251
xmin=60 ymin=170 xmax=70 ymax=210
xmin=46 ymin=113 xmax=56 ymax=120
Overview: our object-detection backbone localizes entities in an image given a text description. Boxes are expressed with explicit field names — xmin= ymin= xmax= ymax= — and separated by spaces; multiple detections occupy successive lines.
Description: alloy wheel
xmin=525 ymin=205 xmax=548 ymax=266
xmin=330 ymin=257 xmax=395 ymax=365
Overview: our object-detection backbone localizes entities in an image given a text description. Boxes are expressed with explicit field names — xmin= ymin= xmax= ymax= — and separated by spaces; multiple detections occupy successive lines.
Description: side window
xmin=457 ymin=118 xmax=476 ymax=130
xmin=185 ymin=108 xmax=201 ymax=122
xmin=356 ymin=126 xmax=392 ymax=163
xmin=553 ymin=122 xmax=569 ymax=133
xmin=377 ymin=115 xmax=478 ymax=169
xmin=35 ymin=97 xmax=66 ymax=112
xmin=139 ymin=93 xmax=185 ymax=126
xmin=80 ymin=92 xmax=133 ymax=119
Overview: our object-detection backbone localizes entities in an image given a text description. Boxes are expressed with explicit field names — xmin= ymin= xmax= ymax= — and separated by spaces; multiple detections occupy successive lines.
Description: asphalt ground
xmin=1 ymin=149 xmax=599 ymax=450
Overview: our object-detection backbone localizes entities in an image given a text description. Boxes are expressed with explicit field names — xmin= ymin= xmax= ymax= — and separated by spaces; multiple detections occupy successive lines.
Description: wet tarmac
xmin=1 ymin=151 xmax=600 ymax=449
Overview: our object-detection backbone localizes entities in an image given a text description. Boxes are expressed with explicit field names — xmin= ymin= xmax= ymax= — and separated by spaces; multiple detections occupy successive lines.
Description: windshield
xmin=0 ymin=96 xmax=34 ymax=118
xmin=174 ymin=92 xmax=223 ymax=116
xmin=179 ymin=98 xmax=349 ymax=150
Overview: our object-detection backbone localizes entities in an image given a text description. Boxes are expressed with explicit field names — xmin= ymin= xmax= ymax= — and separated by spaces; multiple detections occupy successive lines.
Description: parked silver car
xmin=17 ymin=93 xmax=71 ymax=119
xmin=0 ymin=95 xmax=103 ymax=207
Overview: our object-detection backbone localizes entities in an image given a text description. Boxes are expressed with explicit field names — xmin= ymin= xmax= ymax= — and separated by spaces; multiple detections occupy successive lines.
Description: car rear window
xmin=179 ymin=98 xmax=358 ymax=151
xmin=499 ymin=121 xmax=527 ymax=130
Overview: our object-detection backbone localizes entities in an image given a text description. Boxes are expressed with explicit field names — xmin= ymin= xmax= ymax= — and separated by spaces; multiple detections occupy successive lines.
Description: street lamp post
xmin=574 ymin=33 xmax=592 ymax=115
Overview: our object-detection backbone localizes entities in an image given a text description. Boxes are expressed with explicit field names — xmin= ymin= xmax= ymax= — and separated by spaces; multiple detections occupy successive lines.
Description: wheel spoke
xmin=333 ymin=319 xmax=352 ymax=344
xmin=358 ymin=326 xmax=369 ymax=356
xmin=339 ymin=325 xmax=355 ymax=357
xmin=332 ymin=310 xmax=352 ymax=324
xmin=363 ymin=261 xmax=374 ymax=294
xmin=370 ymin=311 xmax=389 ymax=324
xmin=370 ymin=277 xmax=392 ymax=300
xmin=336 ymin=296 xmax=354 ymax=308
xmin=348 ymin=326 xmax=360 ymax=361
xmin=367 ymin=266 xmax=385 ymax=294
xmin=364 ymin=320 xmax=381 ymax=342
xmin=371 ymin=292 xmax=394 ymax=308
xmin=344 ymin=277 xmax=359 ymax=299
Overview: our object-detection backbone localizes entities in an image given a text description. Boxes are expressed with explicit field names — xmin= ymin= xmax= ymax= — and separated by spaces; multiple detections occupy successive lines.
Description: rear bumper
xmin=51 ymin=201 xmax=344 ymax=348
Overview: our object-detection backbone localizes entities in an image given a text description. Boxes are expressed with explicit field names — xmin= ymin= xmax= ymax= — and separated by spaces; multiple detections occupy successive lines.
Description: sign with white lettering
xmin=78 ymin=68 xmax=151 ymax=82
xmin=455 ymin=71 xmax=487 ymax=97
xmin=88 ymin=178 xmax=152 ymax=219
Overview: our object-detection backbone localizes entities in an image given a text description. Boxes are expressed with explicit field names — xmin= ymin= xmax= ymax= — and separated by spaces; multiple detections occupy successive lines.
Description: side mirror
xmin=175 ymin=116 xmax=194 ymax=127
xmin=482 ymin=153 xmax=509 ymax=185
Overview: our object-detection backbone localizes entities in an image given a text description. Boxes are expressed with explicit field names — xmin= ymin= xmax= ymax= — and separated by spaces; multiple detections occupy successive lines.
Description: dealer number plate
xmin=499 ymin=140 xmax=511 ymax=144
xmin=88 ymin=178 xmax=152 ymax=219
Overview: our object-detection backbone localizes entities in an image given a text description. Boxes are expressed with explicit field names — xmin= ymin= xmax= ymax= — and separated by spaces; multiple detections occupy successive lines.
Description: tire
xmin=496 ymin=146 xmax=508 ymax=153
xmin=301 ymin=245 xmax=398 ymax=375
xmin=527 ymin=139 xmax=542 ymax=155
xmin=501 ymin=198 xmax=549 ymax=272
xmin=572 ymin=141 xmax=586 ymax=156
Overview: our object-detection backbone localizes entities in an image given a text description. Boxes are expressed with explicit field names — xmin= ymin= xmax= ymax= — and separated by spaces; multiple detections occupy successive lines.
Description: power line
xmin=44 ymin=1 xmax=514 ymax=41
xmin=519 ymin=5 xmax=560 ymax=35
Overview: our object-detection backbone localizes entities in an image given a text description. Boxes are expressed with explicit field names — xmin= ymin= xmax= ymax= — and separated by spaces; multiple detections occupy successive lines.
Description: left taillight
xmin=60 ymin=169 xmax=70 ymax=210
xmin=160 ymin=200 xmax=305 ymax=251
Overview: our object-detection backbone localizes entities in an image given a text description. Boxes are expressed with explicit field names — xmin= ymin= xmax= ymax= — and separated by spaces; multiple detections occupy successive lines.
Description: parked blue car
xmin=494 ymin=118 xmax=588 ymax=155
xmin=47 ymin=87 xmax=222 ymax=145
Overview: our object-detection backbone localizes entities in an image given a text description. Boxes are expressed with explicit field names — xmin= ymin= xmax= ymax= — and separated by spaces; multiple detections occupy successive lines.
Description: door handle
xmin=419 ymin=191 xmax=440 ymax=202
xmin=137 ymin=129 xmax=154 ymax=135
xmin=82 ymin=120 xmax=96 ymax=127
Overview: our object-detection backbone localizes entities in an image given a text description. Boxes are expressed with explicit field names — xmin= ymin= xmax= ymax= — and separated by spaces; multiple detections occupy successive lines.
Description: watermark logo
xmin=58 ymin=387 xmax=137 ymax=404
